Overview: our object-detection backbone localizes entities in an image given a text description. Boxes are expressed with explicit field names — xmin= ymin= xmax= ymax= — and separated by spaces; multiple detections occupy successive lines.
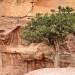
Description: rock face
xmin=0 ymin=0 xmax=75 ymax=17
xmin=0 ymin=17 xmax=54 ymax=75
xmin=0 ymin=0 xmax=32 ymax=17
xmin=0 ymin=0 xmax=75 ymax=75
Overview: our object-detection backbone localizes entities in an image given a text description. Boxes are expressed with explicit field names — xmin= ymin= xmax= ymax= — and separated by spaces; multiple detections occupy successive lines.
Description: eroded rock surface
xmin=0 ymin=1 xmax=75 ymax=75
xmin=0 ymin=0 xmax=75 ymax=17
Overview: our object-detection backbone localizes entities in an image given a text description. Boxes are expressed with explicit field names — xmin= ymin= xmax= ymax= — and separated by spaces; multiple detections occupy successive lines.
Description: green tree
xmin=21 ymin=6 xmax=75 ymax=67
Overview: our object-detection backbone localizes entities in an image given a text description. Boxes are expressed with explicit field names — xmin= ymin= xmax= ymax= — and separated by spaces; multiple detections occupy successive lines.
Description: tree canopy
xmin=21 ymin=6 xmax=75 ymax=67
xmin=21 ymin=6 xmax=75 ymax=45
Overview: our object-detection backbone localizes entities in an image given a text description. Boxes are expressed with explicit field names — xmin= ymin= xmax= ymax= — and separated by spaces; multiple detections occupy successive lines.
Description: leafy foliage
xmin=21 ymin=6 xmax=75 ymax=44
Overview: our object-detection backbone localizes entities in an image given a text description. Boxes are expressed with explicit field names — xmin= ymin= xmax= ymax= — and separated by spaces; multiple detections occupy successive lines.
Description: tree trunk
xmin=54 ymin=41 xmax=60 ymax=68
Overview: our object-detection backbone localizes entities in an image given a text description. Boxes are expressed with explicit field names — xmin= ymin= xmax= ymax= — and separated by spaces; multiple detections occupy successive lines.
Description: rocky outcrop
xmin=0 ymin=15 xmax=75 ymax=75
xmin=0 ymin=1 xmax=75 ymax=75
xmin=0 ymin=43 xmax=54 ymax=75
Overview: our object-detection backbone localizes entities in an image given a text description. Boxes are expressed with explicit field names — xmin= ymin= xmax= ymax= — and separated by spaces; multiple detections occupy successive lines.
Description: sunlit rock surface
xmin=0 ymin=0 xmax=75 ymax=17
xmin=25 ymin=68 xmax=75 ymax=75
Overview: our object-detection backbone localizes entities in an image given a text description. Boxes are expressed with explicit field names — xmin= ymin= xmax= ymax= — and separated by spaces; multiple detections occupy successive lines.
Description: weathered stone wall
xmin=4 ymin=27 xmax=21 ymax=46
xmin=0 ymin=1 xmax=75 ymax=75
xmin=1 ymin=53 xmax=53 ymax=75
xmin=0 ymin=27 xmax=21 ymax=48
xmin=0 ymin=52 xmax=74 ymax=75
xmin=0 ymin=26 xmax=54 ymax=75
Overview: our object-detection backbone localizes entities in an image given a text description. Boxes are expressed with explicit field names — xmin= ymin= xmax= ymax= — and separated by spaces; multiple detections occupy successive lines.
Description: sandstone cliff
xmin=0 ymin=0 xmax=75 ymax=17
xmin=0 ymin=0 xmax=75 ymax=75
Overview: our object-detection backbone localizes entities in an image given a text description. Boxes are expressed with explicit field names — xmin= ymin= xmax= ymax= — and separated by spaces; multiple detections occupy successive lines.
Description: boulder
xmin=24 ymin=68 xmax=75 ymax=75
